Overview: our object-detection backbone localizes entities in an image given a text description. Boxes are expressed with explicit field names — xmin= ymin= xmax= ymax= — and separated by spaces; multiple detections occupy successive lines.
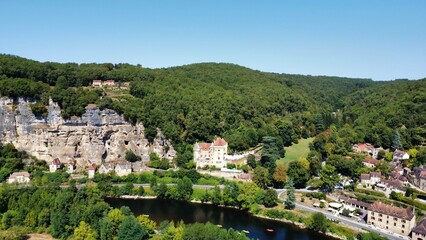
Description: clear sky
xmin=0 ymin=1 xmax=425 ymax=80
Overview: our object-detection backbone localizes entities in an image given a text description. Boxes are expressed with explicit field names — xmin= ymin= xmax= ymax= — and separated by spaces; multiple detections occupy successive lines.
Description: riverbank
xmin=110 ymin=195 xmax=347 ymax=240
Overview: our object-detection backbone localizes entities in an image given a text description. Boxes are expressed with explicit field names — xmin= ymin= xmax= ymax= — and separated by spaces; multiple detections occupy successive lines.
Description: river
xmin=106 ymin=198 xmax=335 ymax=240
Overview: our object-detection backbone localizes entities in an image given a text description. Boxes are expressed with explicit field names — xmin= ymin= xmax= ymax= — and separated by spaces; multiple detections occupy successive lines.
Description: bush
xmin=304 ymin=192 xmax=326 ymax=200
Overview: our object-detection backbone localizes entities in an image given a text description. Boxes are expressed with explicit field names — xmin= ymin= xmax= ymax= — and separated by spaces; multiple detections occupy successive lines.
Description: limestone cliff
xmin=0 ymin=97 xmax=176 ymax=168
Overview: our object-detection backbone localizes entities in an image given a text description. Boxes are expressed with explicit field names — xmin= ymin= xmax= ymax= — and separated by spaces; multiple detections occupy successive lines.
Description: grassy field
xmin=277 ymin=138 xmax=314 ymax=166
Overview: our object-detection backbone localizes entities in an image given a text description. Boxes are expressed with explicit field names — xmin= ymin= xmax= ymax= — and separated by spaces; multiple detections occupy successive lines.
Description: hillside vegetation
xmin=0 ymin=54 xmax=425 ymax=163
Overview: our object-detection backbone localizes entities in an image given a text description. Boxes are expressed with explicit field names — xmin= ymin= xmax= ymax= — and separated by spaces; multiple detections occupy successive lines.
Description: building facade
xmin=367 ymin=201 xmax=415 ymax=236
xmin=194 ymin=137 xmax=228 ymax=169
xmin=8 ymin=172 xmax=30 ymax=184
xmin=49 ymin=158 xmax=62 ymax=172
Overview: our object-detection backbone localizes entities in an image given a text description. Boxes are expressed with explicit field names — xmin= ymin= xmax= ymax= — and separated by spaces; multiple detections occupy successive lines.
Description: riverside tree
xmin=284 ymin=179 xmax=296 ymax=209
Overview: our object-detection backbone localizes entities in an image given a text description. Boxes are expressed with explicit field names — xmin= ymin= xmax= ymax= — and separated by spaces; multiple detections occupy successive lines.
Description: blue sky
xmin=0 ymin=1 xmax=425 ymax=80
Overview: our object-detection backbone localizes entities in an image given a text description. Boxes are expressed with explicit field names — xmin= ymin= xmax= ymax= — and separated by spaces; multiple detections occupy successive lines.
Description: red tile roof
xmin=213 ymin=137 xmax=227 ymax=146
xmin=9 ymin=171 xmax=30 ymax=178
xmin=360 ymin=174 xmax=370 ymax=180
xmin=51 ymin=158 xmax=61 ymax=166
xmin=364 ymin=158 xmax=380 ymax=165
xmin=198 ymin=143 xmax=211 ymax=151
xmin=369 ymin=201 xmax=414 ymax=220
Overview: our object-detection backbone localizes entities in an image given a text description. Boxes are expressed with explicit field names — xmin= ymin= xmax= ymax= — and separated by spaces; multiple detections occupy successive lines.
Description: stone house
xmin=8 ymin=172 xmax=30 ymax=184
xmin=360 ymin=172 xmax=381 ymax=187
xmin=367 ymin=201 xmax=415 ymax=236
xmin=353 ymin=143 xmax=385 ymax=159
xmin=339 ymin=195 xmax=371 ymax=210
xmin=194 ymin=137 xmax=228 ymax=169
xmin=363 ymin=158 xmax=380 ymax=168
xmin=103 ymin=80 xmax=116 ymax=86
xmin=408 ymin=166 xmax=426 ymax=191
xmin=49 ymin=158 xmax=62 ymax=172
xmin=412 ymin=218 xmax=426 ymax=240
xmin=132 ymin=161 xmax=143 ymax=173
xmin=98 ymin=162 xmax=116 ymax=174
xmin=92 ymin=80 xmax=102 ymax=87
xmin=115 ymin=162 xmax=132 ymax=176
xmin=393 ymin=150 xmax=410 ymax=161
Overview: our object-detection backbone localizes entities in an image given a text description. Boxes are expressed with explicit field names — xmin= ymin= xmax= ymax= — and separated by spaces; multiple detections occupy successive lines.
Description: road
xmin=295 ymin=203 xmax=408 ymax=240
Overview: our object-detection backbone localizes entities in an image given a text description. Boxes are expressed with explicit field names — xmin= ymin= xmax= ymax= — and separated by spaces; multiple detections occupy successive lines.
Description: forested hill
xmin=0 ymin=54 xmax=424 ymax=157
xmin=342 ymin=79 xmax=426 ymax=148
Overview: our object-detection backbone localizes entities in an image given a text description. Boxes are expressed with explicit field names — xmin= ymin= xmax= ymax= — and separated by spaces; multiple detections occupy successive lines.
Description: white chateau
xmin=194 ymin=138 xmax=228 ymax=169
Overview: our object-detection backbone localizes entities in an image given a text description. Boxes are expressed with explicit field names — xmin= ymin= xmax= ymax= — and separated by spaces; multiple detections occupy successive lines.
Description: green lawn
xmin=277 ymin=138 xmax=314 ymax=165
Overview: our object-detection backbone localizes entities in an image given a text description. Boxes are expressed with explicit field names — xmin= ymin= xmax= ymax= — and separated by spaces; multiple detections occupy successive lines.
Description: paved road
xmin=295 ymin=203 xmax=407 ymax=240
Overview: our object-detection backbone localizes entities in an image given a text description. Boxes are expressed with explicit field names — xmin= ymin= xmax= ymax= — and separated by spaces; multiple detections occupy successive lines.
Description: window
xmin=402 ymin=224 xmax=405 ymax=228
xmin=394 ymin=223 xmax=396 ymax=226
xmin=394 ymin=218 xmax=397 ymax=221
xmin=402 ymin=220 xmax=406 ymax=223
xmin=402 ymin=230 xmax=404 ymax=233
xmin=379 ymin=214 xmax=383 ymax=217
xmin=379 ymin=219 xmax=382 ymax=222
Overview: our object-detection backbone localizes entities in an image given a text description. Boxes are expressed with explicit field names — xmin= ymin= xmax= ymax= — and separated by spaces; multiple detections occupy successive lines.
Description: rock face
xmin=0 ymin=97 xmax=176 ymax=168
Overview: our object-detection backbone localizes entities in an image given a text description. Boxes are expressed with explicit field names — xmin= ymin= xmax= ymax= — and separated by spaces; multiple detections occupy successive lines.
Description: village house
xmin=92 ymin=80 xmax=116 ymax=88
xmin=49 ymin=158 xmax=62 ymax=172
xmin=339 ymin=195 xmax=371 ymax=210
xmin=376 ymin=179 xmax=406 ymax=196
xmin=353 ymin=143 xmax=385 ymax=159
xmin=67 ymin=159 xmax=76 ymax=174
xmin=367 ymin=201 xmax=415 ymax=236
xmin=412 ymin=218 xmax=426 ymax=240
xmin=98 ymin=162 xmax=116 ymax=174
xmin=408 ymin=166 xmax=426 ymax=191
xmin=103 ymin=80 xmax=116 ymax=86
xmin=393 ymin=150 xmax=410 ymax=162
xmin=360 ymin=172 xmax=381 ymax=187
xmin=194 ymin=137 xmax=228 ymax=169
xmin=8 ymin=172 xmax=30 ymax=184
xmin=132 ymin=161 xmax=143 ymax=173
xmin=88 ymin=164 xmax=96 ymax=179
xmin=363 ymin=158 xmax=380 ymax=168
xmin=92 ymin=80 xmax=103 ymax=87
xmin=115 ymin=162 xmax=132 ymax=176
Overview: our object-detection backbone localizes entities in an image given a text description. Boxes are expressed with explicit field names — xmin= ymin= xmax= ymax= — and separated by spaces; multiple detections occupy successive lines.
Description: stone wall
xmin=0 ymin=97 xmax=176 ymax=168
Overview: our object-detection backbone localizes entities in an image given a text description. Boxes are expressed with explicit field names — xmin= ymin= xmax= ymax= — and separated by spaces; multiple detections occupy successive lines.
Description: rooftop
xmin=412 ymin=218 xmax=426 ymax=236
xmin=368 ymin=201 xmax=414 ymax=220
xmin=9 ymin=171 xmax=30 ymax=178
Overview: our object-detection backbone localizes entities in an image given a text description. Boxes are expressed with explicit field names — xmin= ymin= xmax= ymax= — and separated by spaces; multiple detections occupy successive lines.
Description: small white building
xmin=88 ymin=164 xmax=96 ymax=179
xmin=49 ymin=158 xmax=62 ymax=172
xmin=115 ymin=162 xmax=132 ymax=176
xmin=66 ymin=159 xmax=76 ymax=174
xmin=92 ymin=80 xmax=103 ymax=87
xmin=8 ymin=172 xmax=30 ymax=184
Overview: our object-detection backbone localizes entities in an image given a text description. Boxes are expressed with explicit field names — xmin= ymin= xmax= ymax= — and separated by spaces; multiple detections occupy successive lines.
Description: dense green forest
xmin=0 ymin=54 xmax=425 ymax=160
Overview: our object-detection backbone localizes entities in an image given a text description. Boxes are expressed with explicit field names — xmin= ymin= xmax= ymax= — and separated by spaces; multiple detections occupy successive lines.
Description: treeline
xmin=0 ymin=185 xmax=250 ymax=240
xmin=342 ymin=79 xmax=426 ymax=149
xmin=1 ymin=54 xmax=425 ymax=155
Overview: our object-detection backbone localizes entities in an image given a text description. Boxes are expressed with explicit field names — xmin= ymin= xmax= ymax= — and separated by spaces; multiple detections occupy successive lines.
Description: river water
xmin=106 ymin=198 xmax=334 ymax=240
